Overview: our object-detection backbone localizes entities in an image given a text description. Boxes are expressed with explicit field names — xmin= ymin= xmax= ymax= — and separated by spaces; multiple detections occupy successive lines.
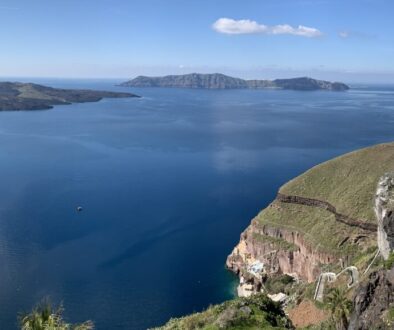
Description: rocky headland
xmin=157 ymin=142 xmax=394 ymax=329
xmin=0 ymin=82 xmax=139 ymax=111
xmin=228 ymin=144 xmax=393 ymax=277
xmin=120 ymin=73 xmax=349 ymax=91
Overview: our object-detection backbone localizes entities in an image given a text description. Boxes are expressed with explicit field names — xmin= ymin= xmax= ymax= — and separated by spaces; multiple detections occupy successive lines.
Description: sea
xmin=0 ymin=79 xmax=394 ymax=329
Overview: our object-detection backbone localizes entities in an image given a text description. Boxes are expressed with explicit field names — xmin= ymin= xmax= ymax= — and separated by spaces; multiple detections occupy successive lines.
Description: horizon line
xmin=1 ymin=74 xmax=394 ymax=85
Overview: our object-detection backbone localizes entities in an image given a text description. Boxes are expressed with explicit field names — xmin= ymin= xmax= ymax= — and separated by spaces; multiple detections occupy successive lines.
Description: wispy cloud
xmin=212 ymin=18 xmax=322 ymax=38
xmin=338 ymin=30 xmax=376 ymax=39
xmin=339 ymin=31 xmax=349 ymax=38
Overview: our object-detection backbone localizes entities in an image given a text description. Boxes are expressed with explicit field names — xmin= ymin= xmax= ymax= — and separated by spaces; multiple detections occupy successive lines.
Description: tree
xmin=19 ymin=300 xmax=94 ymax=330
xmin=325 ymin=288 xmax=352 ymax=330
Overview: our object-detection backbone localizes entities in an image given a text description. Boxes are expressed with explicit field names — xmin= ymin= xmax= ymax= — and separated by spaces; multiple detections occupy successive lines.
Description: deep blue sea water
xmin=0 ymin=80 xmax=394 ymax=329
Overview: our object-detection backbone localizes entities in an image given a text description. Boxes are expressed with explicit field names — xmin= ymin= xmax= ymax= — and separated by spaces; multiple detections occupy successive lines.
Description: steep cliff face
xmin=227 ymin=143 xmax=394 ymax=297
xmin=156 ymin=143 xmax=394 ymax=329
xmin=348 ymin=267 xmax=394 ymax=330
xmin=375 ymin=173 xmax=394 ymax=259
xmin=226 ymin=218 xmax=337 ymax=284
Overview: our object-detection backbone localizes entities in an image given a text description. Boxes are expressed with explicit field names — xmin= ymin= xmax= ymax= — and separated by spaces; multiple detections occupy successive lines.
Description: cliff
xmin=155 ymin=143 xmax=394 ymax=329
xmin=349 ymin=267 xmax=394 ymax=329
xmin=375 ymin=173 xmax=394 ymax=259
xmin=227 ymin=143 xmax=394 ymax=302
xmin=0 ymin=82 xmax=139 ymax=111
xmin=120 ymin=73 xmax=349 ymax=91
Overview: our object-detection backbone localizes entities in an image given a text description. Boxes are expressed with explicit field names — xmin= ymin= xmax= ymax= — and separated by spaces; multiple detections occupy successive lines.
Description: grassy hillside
xmin=280 ymin=143 xmax=394 ymax=221
xmin=256 ymin=142 xmax=394 ymax=259
xmin=156 ymin=143 xmax=394 ymax=329
xmin=153 ymin=294 xmax=293 ymax=330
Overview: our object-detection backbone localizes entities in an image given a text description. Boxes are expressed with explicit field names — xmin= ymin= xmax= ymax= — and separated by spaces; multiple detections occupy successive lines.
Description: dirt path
xmin=276 ymin=193 xmax=377 ymax=232
xmin=288 ymin=300 xmax=328 ymax=328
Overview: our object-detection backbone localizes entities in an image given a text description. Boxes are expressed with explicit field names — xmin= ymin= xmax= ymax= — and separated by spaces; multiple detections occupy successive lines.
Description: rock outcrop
xmin=375 ymin=173 xmax=394 ymax=259
xmin=0 ymin=82 xmax=139 ymax=111
xmin=156 ymin=143 xmax=394 ymax=328
xmin=348 ymin=267 xmax=394 ymax=330
xmin=120 ymin=73 xmax=350 ymax=91
xmin=226 ymin=217 xmax=338 ymax=293
xmin=226 ymin=143 xmax=394 ymax=297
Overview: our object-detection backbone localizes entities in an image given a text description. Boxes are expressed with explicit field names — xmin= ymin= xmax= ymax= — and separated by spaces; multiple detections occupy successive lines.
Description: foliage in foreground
xmin=264 ymin=274 xmax=295 ymax=295
xmin=153 ymin=293 xmax=294 ymax=330
xmin=19 ymin=300 xmax=94 ymax=330
xmin=384 ymin=252 xmax=394 ymax=269
xmin=324 ymin=288 xmax=352 ymax=330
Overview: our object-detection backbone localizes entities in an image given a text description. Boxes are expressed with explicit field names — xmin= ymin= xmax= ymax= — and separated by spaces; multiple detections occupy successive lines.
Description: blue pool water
xmin=0 ymin=80 xmax=394 ymax=329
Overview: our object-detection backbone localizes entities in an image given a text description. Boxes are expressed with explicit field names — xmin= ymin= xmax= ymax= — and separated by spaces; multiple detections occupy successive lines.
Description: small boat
xmin=76 ymin=206 xmax=83 ymax=212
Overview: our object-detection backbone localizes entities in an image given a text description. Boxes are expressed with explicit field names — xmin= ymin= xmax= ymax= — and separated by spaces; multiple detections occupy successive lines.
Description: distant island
xmin=120 ymin=73 xmax=349 ymax=91
xmin=0 ymin=82 xmax=139 ymax=111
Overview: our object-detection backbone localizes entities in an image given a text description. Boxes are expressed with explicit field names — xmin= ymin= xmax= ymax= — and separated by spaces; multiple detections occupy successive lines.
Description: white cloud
xmin=339 ymin=31 xmax=350 ymax=38
xmin=212 ymin=18 xmax=268 ymax=35
xmin=212 ymin=18 xmax=322 ymax=38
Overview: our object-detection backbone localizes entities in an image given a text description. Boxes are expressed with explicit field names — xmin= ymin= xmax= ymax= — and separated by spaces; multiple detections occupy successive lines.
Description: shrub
xmin=384 ymin=252 xmax=394 ymax=270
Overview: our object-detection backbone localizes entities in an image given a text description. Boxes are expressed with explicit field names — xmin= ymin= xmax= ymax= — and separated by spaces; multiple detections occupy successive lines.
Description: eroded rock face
xmin=226 ymin=218 xmax=338 ymax=295
xmin=348 ymin=268 xmax=394 ymax=330
xmin=375 ymin=173 xmax=394 ymax=260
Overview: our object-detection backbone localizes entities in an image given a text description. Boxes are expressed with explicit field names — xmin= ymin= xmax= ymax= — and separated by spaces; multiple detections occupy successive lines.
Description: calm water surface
xmin=0 ymin=80 xmax=394 ymax=329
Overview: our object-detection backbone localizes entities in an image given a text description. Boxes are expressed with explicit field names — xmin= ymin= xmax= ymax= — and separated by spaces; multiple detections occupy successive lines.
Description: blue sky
xmin=1 ymin=0 xmax=394 ymax=82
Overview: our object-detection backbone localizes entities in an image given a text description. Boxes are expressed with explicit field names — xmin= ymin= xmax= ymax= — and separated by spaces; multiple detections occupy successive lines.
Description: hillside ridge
xmin=120 ymin=73 xmax=349 ymax=91
xmin=0 ymin=82 xmax=139 ymax=111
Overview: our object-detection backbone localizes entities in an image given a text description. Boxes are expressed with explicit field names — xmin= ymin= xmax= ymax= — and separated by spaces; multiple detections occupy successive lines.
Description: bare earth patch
xmin=288 ymin=300 xmax=328 ymax=328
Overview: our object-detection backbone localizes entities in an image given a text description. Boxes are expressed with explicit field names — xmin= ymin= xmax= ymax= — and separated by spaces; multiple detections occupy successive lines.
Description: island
xmin=119 ymin=73 xmax=349 ymax=91
xmin=0 ymin=82 xmax=139 ymax=111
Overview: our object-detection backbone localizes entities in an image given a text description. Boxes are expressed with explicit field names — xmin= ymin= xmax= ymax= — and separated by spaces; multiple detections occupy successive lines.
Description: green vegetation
xmin=280 ymin=143 xmax=394 ymax=222
xmin=155 ymin=143 xmax=394 ymax=329
xmin=299 ymin=320 xmax=336 ymax=330
xmin=385 ymin=307 xmax=394 ymax=327
xmin=264 ymin=275 xmax=295 ymax=295
xmin=252 ymin=233 xmax=298 ymax=252
xmin=256 ymin=202 xmax=369 ymax=257
xmin=19 ymin=300 xmax=93 ymax=330
xmin=254 ymin=143 xmax=394 ymax=264
xmin=153 ymin=294 xmax=293 ymax=330
xmin=324 ymin=288 xmax=352 ymax=330
xmin=384 ymin=252 xmax=394 ymax=269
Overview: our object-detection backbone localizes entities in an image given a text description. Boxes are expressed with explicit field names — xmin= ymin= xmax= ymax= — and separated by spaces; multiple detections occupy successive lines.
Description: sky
xmin=1 ymin=0 xmax=394 ymax=82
